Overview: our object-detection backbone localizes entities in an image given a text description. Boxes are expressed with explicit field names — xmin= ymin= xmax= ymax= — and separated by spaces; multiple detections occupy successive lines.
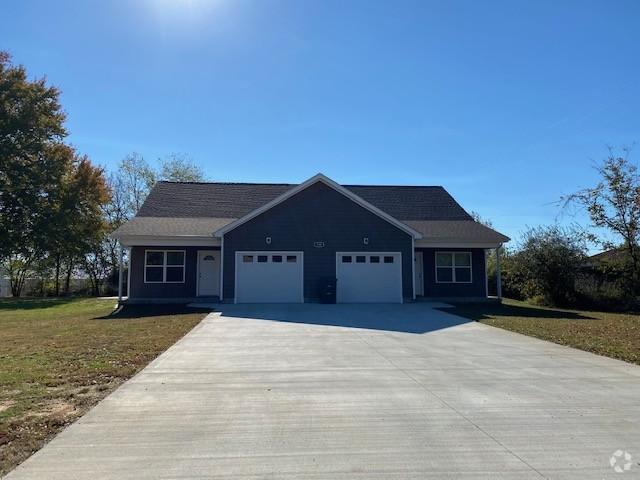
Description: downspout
xmin=496 ymin=244 xmax=502 ymax=300
xmin=411 ymin=237 xmax=416 ymax=301
xmin=219 ymin=235 xmax=224 ymax=302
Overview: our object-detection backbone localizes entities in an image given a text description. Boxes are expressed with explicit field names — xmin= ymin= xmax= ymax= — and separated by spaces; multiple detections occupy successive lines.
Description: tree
xmin=470 ymin=211 xmax=494 ymax=228
xmin=0 ymin=52 xmax=68 ymax=264
xmin=158 ymin=153 xmax=206 ymax=182
xmin=508 ymin=226 xmax=587 ymax=306
xmin=562 ymin=148 xmax=640 ymax=293
xmin=119 ymin=152 xmax=156 ymax=217
xmin=48 ymin=153 xmax=110 ymax=295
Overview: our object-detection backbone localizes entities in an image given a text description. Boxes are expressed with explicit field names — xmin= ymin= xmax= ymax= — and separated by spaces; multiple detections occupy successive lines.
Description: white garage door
xmin=235 ymin=251 xmax=303 ymax=303
xmin=336 ymin=252 xmax=403 ymax=303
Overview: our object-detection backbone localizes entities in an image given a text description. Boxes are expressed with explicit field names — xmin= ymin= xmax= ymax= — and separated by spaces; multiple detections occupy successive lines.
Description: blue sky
xmin=3 ymin=0 xmax=640 ymax=245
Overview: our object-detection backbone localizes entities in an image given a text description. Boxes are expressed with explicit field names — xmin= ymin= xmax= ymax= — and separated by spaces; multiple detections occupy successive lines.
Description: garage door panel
xmin=336 ymin=252 xmax=402 ymax=303
xmin=235 ymin=252 xmax=303 ymax=303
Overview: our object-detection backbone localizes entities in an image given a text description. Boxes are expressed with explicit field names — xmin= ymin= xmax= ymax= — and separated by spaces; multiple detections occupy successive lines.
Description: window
xmin=370 ymin=256 xmax=380 ymax=263
xmin=243 ymin=255 xmax=254 ymax=263
xmin=144 ymin=250 xmax=185 ymax=283
xmin=356 ymin=255 xmax=366 ymax=263
xmin=384 ymin=256 xmax=394 ymax=263
xmin=436 ymin=252 xmax=472 ymax=283
xmin=272 ymin=255 xmax=282 ymax=263
xmin=286 ymin=255 xmax=297 ymax=263
xmin=342 ymin=255 xmax=352 ymax=263
xmin=257 ymin=255 xmax=268 ymax=263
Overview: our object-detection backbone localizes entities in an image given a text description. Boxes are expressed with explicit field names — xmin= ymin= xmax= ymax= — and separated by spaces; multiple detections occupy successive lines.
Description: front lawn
xmin=444 ymin=298 xmax=640 ymax=365
xmin=0 ymin=298 xmax=208 ymax=477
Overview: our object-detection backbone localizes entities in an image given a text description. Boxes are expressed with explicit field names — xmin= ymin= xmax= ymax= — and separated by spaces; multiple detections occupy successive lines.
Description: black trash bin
xmin=318 ymin=277 xmax=337 ymax=304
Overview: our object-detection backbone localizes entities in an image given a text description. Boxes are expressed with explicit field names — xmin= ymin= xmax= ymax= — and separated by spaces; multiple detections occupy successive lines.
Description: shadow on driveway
xmin=94 ymin=304 xmax=212 ymax=320
xmin=441 ymin=302 xmax=596 ymax=322
xmin=215 ymin=303 xmax=471 ymax=334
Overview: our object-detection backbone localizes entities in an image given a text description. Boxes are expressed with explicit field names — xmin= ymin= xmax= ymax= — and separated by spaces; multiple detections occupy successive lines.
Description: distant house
xmin=112 ymin=173 xmax=509 ymax=304
xmin=587 ymin=247 xmax=629 ymax=266
xmin=0 ymin=269 xmax=11 ymax=298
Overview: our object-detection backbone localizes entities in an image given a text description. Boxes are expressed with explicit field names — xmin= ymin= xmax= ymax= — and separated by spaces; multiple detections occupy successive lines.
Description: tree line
xmin=486 ymin=148 xmax=640 ymax=309
xmin=0 ymin=52 xmax=205 ymax=297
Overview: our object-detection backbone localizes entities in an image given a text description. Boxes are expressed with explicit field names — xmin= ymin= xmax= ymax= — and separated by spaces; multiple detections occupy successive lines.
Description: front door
xmin=197 ymin=250 xmax=220 ymax=296
xmin=414 ymin=251 xmax=424 ymax=296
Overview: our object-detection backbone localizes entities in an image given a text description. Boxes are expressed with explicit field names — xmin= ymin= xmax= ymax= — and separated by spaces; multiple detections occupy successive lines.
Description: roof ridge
xmin=158 ymin=180 xmax=445 ymax=188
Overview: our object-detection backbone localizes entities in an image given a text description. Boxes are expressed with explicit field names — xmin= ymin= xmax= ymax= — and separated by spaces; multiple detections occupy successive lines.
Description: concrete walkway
xmin=6 ymin=304 xmax=640 ymax=479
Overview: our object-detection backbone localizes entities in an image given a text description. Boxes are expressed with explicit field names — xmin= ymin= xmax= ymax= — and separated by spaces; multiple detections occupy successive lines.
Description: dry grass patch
xmin=443 ymin=298 xmax=640 ymax=365
xmin=0 ymin=298 xmax=208 ymax=476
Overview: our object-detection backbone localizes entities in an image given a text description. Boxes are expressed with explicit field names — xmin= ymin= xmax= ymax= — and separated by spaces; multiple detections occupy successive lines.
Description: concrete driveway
xmin=6 ymin=304 xmax=640 ymax=479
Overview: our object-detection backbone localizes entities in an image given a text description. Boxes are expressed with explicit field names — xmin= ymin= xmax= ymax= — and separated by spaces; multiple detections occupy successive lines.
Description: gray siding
xmin=223 ymin=182 xmax=414 ymax=301
xmin=129 ymin=246 xmax=219 ymax=299
xmin=418 ymin=247 xmax=487 ymax=297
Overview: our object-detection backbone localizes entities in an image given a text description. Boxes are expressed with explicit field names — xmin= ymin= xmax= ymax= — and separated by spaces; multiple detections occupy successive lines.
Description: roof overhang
xmin=414 ymin=240 xmax=505 ymax=249
xmin=213 ymin=173 xmax=423 ymax=239
xmin=116 ymin=235 xmax=220 ymax=247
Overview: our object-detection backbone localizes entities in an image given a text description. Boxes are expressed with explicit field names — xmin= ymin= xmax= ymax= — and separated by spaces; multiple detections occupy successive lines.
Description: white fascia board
xmin=213 ymin=173 xmax=423 ymax=239
xmin=116 ymin=235 xmax=220 ymax=247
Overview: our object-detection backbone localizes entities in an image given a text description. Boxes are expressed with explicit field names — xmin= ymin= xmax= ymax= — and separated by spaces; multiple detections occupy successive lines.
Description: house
xmin=0 ymin=269 xmax=10 ymax=298
xmin=112 ymin=173 xmax=509 ymax=304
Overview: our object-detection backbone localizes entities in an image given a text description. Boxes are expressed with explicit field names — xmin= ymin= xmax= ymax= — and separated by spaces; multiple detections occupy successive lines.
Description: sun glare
xmin=145 ymin=0 xmax=225 ymax=28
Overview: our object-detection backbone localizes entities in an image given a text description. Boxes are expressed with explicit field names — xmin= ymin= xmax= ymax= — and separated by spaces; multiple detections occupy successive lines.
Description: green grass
xmin=0 ymin=298 xmax=208 ymax=476
xmin=444 ymin=298 xmax=640 ymax=365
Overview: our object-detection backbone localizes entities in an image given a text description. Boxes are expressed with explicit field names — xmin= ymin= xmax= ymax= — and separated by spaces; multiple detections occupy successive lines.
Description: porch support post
xmin=118 ymin=245 xmax=124 ymax=302
xmin=495 ymin=244 xmax=502 ymax=299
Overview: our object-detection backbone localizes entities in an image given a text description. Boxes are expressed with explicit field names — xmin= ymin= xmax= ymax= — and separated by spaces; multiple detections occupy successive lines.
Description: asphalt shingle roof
xmin=114 ymin=181 xmax=509 ymax=243
xmin=137 ymin=182 xmax=474 ymax=221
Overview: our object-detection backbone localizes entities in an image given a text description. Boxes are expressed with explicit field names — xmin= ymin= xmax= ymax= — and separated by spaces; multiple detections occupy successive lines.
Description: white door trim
xmin=234 ymin=251 xmax=304 ymax=304
xmin=196 ymin=250 xmax=220 ymax=297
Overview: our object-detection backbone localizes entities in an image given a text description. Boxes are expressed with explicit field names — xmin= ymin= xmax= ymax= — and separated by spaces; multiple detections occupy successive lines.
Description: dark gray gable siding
xmin=129 ymin=246 xmax=219 ymax=299
xmin=418 ymin=247 xmax=487 ymax=297
xmin=223 ymin=182 xmax=414 ymax=301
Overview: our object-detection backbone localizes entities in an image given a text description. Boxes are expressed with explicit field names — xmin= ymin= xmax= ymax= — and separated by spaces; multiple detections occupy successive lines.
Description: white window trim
xmin=435 ymin=251 xmax=472 ymax=284
xmin=144 ymin=249 xmax=186 ymax=284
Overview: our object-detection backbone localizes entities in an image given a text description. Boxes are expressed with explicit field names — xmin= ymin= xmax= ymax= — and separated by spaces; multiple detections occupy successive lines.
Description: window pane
xmin=342 ymin=256 xmax=352 ymax=263
xmin=146 ymin=251 xmax=164 ymax=266
xmin=272 ymin=255 xmax=282 ymax=263
xmin=436 ymin=267 xmax=453 ymax=282
xmin=286 ymin=255 xmax=297 ymax=263
xmin=384 ymin=256 xmax=394 ymax=263
xmin=257 ymin=255 xmax=268 ymax=263
xmin=454 ymin=252 xmax=471 ymax=267
xmin=455 ymin=267 xmax=471 ymax=282
xmin=243 ymin=255 xmax=253 ymax=263
xmin=166 ymin=266 xmax=184 ymax=282
xmin=436 ymin=253 xmax=452 ymax=267
xmin=356 ymin=255 xmax=366 ymax=263
xmin=166 ymin=251 xmax=184 ymax=266
xmin=370 ymin=256 xmax=380 ymax=263
xmin=145 ymin=266 xmax=163 ymax=282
